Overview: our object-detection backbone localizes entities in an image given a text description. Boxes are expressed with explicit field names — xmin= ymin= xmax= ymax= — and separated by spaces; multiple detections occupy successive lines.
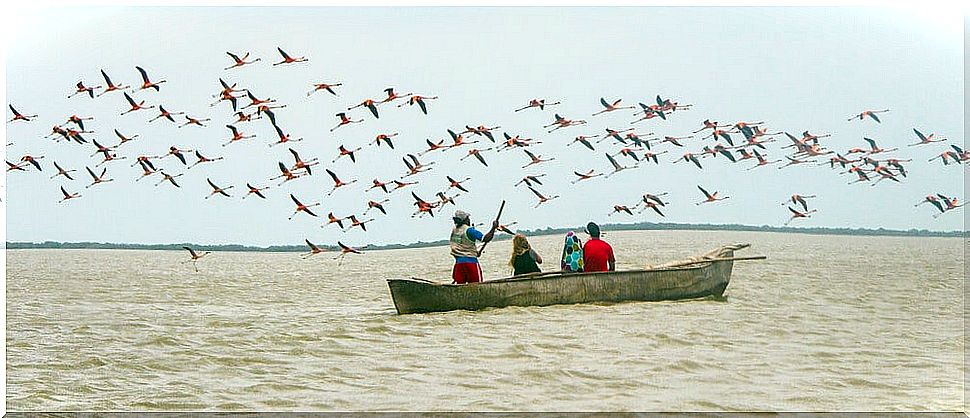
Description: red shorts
xmin=452 ymin=262 xmax=482 ymax=284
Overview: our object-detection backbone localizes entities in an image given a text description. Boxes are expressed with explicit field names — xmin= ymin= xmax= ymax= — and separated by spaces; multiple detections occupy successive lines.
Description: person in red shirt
xmin=582 ymin=222 xmax=615 ymax=272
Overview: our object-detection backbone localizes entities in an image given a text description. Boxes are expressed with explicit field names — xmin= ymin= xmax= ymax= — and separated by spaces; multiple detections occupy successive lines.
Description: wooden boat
xmin=387 ymin=243 xmax=763 ymax=314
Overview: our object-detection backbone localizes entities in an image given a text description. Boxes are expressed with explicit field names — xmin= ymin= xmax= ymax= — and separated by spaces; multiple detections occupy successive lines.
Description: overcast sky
xmin=3 ymin=6 xmax=964 ymax=246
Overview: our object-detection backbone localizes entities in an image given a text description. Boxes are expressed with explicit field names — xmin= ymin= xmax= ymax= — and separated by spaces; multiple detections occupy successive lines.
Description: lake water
xmin=5 ymin=230 xmax=965 ymax=411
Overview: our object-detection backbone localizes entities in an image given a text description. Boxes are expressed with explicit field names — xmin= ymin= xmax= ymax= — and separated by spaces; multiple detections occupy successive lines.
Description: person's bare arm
xmin=532 ymin=249 xmax=543 ymax=264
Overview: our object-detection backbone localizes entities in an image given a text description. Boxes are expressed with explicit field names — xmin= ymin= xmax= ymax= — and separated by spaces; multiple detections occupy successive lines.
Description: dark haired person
xmin=582 ymin=222 xmax=615 ymax=272
xmin=450 ymin=210 xmax=498 ymax=284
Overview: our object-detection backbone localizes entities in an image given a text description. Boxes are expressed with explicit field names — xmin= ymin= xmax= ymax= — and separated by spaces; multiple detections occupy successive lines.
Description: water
xmin=5 ymin=230 xmax=965 ymax=411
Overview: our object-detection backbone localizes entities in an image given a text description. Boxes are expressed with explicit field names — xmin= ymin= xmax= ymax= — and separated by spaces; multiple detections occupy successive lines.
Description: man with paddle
xmin=449 ymin=201 xmax=504 ymax=284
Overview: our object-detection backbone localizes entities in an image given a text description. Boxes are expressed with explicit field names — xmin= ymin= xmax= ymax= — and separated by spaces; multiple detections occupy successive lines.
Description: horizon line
xmin=5 ymin=222 xmax=965 ymax=252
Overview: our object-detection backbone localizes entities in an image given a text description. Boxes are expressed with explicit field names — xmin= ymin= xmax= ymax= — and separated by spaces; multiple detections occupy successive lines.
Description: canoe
xmin=387 ymin=243 xmax=756 ymax=314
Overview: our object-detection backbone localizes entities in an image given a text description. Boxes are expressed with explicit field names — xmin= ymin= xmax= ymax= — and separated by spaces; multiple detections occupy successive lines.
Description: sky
xmin=2 ymin=6 xmax=965 ymax=247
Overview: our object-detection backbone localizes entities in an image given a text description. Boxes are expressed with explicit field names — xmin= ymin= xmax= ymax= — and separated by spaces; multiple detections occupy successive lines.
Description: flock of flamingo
xmin=5 ymin=46 xmax=964 ymax=268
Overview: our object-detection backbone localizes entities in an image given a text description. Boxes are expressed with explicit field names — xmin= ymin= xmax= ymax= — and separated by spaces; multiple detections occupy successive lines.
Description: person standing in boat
xmin=509 ymin=233 xmax=543 ymax=276
xmin=450 ymin=210 xmax=498 ymax=284
xmin=582 ymin=222 xmax=615 ymax=272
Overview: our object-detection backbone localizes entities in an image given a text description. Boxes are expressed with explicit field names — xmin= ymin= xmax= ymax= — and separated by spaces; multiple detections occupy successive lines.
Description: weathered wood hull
xmin=387 ymin=249 xmax=736 ymax=314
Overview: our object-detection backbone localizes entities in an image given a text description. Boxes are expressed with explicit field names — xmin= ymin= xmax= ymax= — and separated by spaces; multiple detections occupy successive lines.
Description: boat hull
xmin=387 ymin=250 xmax=735 ymax=314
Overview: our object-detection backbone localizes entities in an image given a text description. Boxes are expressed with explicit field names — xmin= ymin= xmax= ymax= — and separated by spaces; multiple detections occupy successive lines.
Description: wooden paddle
xmin=477 ymin=200 xmax=506 ymax=256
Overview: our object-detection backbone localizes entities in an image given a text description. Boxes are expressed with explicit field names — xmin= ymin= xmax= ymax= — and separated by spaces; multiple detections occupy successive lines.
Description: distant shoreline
xmin=6 ymin=222 xmax=965 ymax=252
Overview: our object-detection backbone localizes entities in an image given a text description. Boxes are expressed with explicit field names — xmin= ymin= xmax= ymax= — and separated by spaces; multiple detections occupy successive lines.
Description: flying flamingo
xmin=696 ymin=185 xmax=729 ymax=205
xmin=544 ymin=114 xmax=587 ymax=133
xmin=615 ymin=148 xmax=644 ymax=163
xmin=951 ymin=145 xmax=970 ymax=162
xmin=605 ymin=153 xmax=633 ymax=177
xmin=460 ymin=147 xmax=493 ymax=167
xmin=268 ymin=124 xmax=303 ymax=147
xmin=330 ymin=113 xmax=363 ymax=132
xmin=862 ymin=137 xmax=898 ymax=155
xmin=326 ymin=169 xmax=358 ymax=195
xmin=397 ymin=95 xmax=438 ymax=114
xmin=497 ymin=132 xmax=540 ymax=152
xmin=446 ymin=176 xmax=471 ymax=193
xmin=233 ymin=111 xmax=260 ymax=123
xmin=50 ymin=161 xmax=76 ymax=180
xmin=674 ymin=152 xmax=703 ymax=170
xmin=205 ymin=179 xmax=234 ymax=199
xmin=148 ymin=105 xmax=185 ymax=123
xmin=368 ymin=179 xmax=390 ymax=193
xmin=242 ymin=183 xmax=269 ymax=200
xmin=782 ymin=194 xmax=816 ymax=211
xmin=778 ymin=156 xmax=814 ymax=169
xmin=111 ymin=128 xmax=139 ymax=147
xmin=271 ymin=162 xmax=306 ymax=186
xmin=134 ymin=163 xmax=157 ymax=182
xmin=462 ymin=125 xmax=501 ymax=142
xmin=402 ymin=154 xmax=435 ymax=177
xmin=179 ymin=115 xmax=211 ymax=128
xmin=419 ymin=138 xmax=449 ymax=156
xmin=157 ymin=146 xmax=193 ymax=165
xmin=710 ymin=128 xmax=737 ymax=146
xmin=63 ymin=114 xmax=95 ymax=131
xmin=692 ymin=119 xmax=730 ymax=134
xmin=188 ymin=150 xmax=224 ymax=169
xmin=637 ymin=200 xmax=665 ymax=217
xmin=68 ymin=81 xmax=100 ymax=98
xmin=120 ymin=92 xmax=156 ymax=115
xmin=521 ymin=149 xmax=555 ymax=168
xmin=368 ymin=132 xmax=399 ymax=149
xmin=869 ymin=165 xmax=902 ymax=186
xmin=221 ymin=124 xmax=255 ymax=147
xmin=58 ymin=186 xmax=81 ymax=203
xmin=629 ymin=103 xmax=666 ymax=124
xmin=784 ymin=207 xmax=818 ymax=226
xmin=916 ymin=195 xmax=945 ymax=213
xmin=334 ymin=241 xmax=365 ymax=265
xmin=154 ymin=171 xmax=183 ymax=188
xmin=322 ymin=212 xmax=346 ymax=229
xmin=20 ymin=155 xmax=44 ymax=171
xmin=597 ymin=127 xmax=634 ymax=144
xmin=273 ymin=47 xmax=308 ymax=66
xmin=240 ymin=90 xmax=276 ymax=110
xmin=95 ymin=153 xmax=127 ymax=167
xmin=131 ymin=156 xmax=159 ymax=172
xmin=411 ymin=192 xmax=438 ymax=218
xmin=365 ymin=199 xmax=391 ymax=215
xmin=288 ymin=148 xmax=320 ymax=175
xmin=391 ymin=180 xmax=419 ymax=192
xmin=514 ymin=99 xmax=560 ymax=112
xmin=135 ymin=66 xmax=166 ymax=92
xmin=508 ymin=174 xmax=543 ymax=189
xmin=568 ymin=135 xmax=597 ymax=151
xmin=527 ymin=186 xmax=560 ymax=208
xmin=225 ymin=51 xmax=261 ymax=69
xmin=343 ymin=215 xmax=375 ymax=232
xmin=308 ymin=82 xmax=343 ymax=97
xmin=847 ymin=167 xmax=872 ymax=184
xmin=85 ymin=167 xmax=114 ymax=188
xmin=89 ymin=139 xmax=116 ymax=158
xmin=6 ymin=161 xmax=27 ymax=172
xmin=661 ymin=135 xmax=692 ymax=147
xmin=848 ymin=109 xmax=889 ymax=123
xmin=182 ymin=246 xmax=210 ymax=273
xmin=97 ymin=69 xmax=129 ymax=96
xmin=348 ymin=99 xmax=380 ymax=119
xmin=571 ymin=169 xmax=603 ymax=184
xmin=932 ymin=194 xmax=965 ymax=218
xmin=210 ymin=79 xmax=244 ymax=112
xmin=7 ymin=105 xmax=37 ymax=123
xmin=287 ymin=194 xmax=320 ymax=220
xmin=302 ymin=239 xmax=327 ymax=258
xmin=333 ymin=145 xmax=363 ymax=163
xmin=909 ymin=128 xmax=947 ymax=146
xmin=608 ymin=205 xmax=634 ymax=216
xmin=592 ymin=98 xmax=635 ymax=116
xmin=641 ymin=151 xmax=668 ymax=164
xmin=379 ymin=87 xmax=412 ymax=104
xmin=435 ymin=192 xmax=459 ymax=212
xmin=927 ymin=151 xmax=960 ymax=165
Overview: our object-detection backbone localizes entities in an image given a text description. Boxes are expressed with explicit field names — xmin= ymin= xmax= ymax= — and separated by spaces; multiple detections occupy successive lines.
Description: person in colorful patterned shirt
xmin=560 ymin=230 xmax=584 ymax=272
xmin=449 ymin=210 xmax=498 ymax=284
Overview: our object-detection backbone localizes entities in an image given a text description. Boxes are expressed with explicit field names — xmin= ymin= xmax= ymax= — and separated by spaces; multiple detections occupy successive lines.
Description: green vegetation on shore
xmin=6 ymin=222 xmax=965 ymax=252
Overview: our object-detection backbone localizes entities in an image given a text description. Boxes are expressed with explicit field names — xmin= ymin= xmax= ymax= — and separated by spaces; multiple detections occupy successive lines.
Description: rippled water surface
xmin=5 ymin=230 xmax=965 ymax=411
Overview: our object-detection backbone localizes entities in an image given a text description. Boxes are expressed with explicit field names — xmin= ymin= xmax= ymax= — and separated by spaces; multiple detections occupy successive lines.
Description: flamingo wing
xmin=599 ymin=98 xmax=609 ymax=109
xmin=474 ymin=152 xmax=488 ymax=167
xmin=326 ymin=169 xmax=340 ymax=183
xmin=913 ymin=128 xmax=927 ymax=142
xmin=123 ymin=92 xmax=137 ymax=107
xmin=135 ymin=66 xmax=150 ymax=83
xmin=697 ymin=185 xmax=713 ymax=199
xmin=183 ymin=246 xmax=198 ymax=258
xmin=277 ymin=47 xmax=292 ymax=60
xmin=100 ymin=69 xmax=114 ymax=86
xmin=868 ymin=112 xmax=881 ymax=123
xmin=306 ymin=239 xmax=320 ymax=251
xmin=605 ymin=153 xmax=621 ymax=170
xmin=60 ymin=186 xmax=70 ymax=198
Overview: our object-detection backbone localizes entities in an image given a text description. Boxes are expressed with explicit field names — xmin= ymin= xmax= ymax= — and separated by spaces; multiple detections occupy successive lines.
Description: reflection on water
xmin=5 ymin=230 xmax=965 ymax=411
